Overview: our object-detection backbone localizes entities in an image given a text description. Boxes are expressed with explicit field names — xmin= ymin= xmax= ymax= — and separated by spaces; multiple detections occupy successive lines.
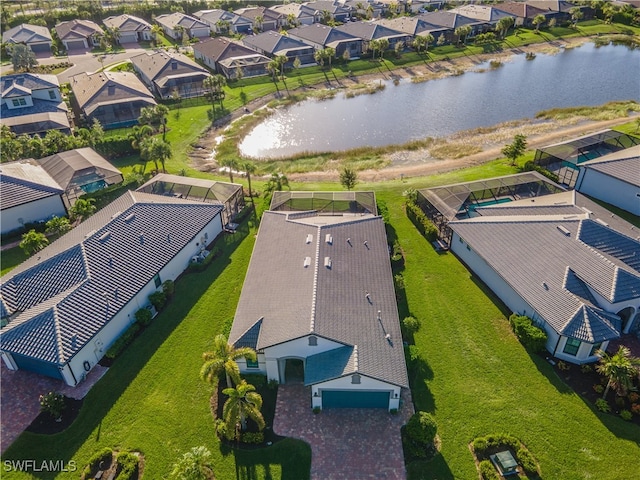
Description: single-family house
xmin=496 ymin=2 xmax=551 ymax=28
xmin=575 ymin=145 xmax=640 ymax=216
xmin=102 ymin=14 xmax=152 ymax=44
xmin=0 ymin=160 xmax=66 ymax=234
xmin=130 ymin=51 xmax=211 ymax=99
xmin=2 ymin=24 xmax=53 ymax=54
xmin=230 ymin=192 xmax=409 ymax=410
xmin=336 ymin=21 xmax=411 ymax=53
xmin=375 ymin=0 xmax=408 ymax=16
xmin=376 ymin=16 xmax=450 ymax=44
xmin=0 ymin=73 xmax=70 ymax=137
xmin=448 ymin=5 xmax=516 ymax=31
xmin=137 ymin=173 xmax=245 ymax=227
xmin=154 ymin=12 xmax=210 ymax=40
xmin=0 ymin=191 xmax=224 ymax=385
xmin=269 ymin=3 xmax=317 ymax=27
xmin=419 ymin=11 xmax=486 ymax=40
xmin=70 ymin=71 xmax=156 ymax=129
xmin=303 ymin=1 xmax=353 ymax=22
xmin=193 ymin=9 xmax=254 ymax=35
xmin=193 ymin=37 xmax=270 ymax=79
xmin=341 ymin=0 xmax=384 ymax=20
xmin=448 ymin=190 xmax=640 ymax=364
xmin=234 ymin=6 xmax=283 ymax=32
xmin=55 ymin=19 xmax=104 ymax=50
xmin=37 ymin=148 xmax=124 ymax=204
xmin=525 ymin=1 xmax=581 ymax=24
xmin=288 ymin=24 xmax=363 ymax=59
xmin=242 ymin=31 xmax=317 ymax=68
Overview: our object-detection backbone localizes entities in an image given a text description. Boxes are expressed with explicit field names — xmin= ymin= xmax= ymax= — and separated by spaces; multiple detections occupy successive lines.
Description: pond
xmin=239 ymin=43 xmax=640 ymax=159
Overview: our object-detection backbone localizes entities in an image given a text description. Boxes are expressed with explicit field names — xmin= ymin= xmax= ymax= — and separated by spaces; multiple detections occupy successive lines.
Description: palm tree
xmin=69 ymin=198 xmax=96 ymax=223
xmin=203 ymin=75 xmax=227 ymax=116
xmin=45 ymin=216 xmax=72 ymax=238
xmin=412 ymin=35 xmax=429 ymax=56
xmin=532 ymin=14 xmax=546 ymax=32
xmin=170 ymin=446 xmax=215 ymax=480
xmin=596 ymin=346 xmax=640 ymax=399
xmin=241 ymin=161 xmax=257 ymax=208
xmin=220 ymin=157 xmax=239 ymax=183
xmin=264 ymin=172 xmax=289 ymax=194
xmin=455 ymin=25 xmax=472 ymax=47
xmin=151 ymin=24 xmax=163 ymax=46
xmin=221 ymin=380 xmax=265 ymax=440
xmin=128 ymin=124 xmax=154 ymax=150
xmin=324 ymin=47 xmax=335 ymax=69
xmin=495 ymin=16 xmax=515 ymax=40
xmin=569 ymin=7 xmax=584 ymax=27
xmin=140 ymin=137 xmax=172 ymax=173
xmin=20 ymin=230 xmax=49 ymax=256
xmin=254 ymin=15 xmax=264 ymax=33
xmin=138 ymin=105 xmax=169 ymax=140
xmin=200 ymin=334 xmax=257 ymax=388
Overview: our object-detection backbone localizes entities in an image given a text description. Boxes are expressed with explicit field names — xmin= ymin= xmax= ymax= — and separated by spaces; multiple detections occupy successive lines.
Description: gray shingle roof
xmin=0 ymin=191 xmax=223 ymax=364
xmin=1 ymin=73 xmax=59 ymax=95
xmin=418 ymin=11 xmax=483 ymax=29
xmin=193 ymin=36 xmax=263 ymax=62
xmin=336 ymin=21 xmax=407 ymax=41
xmin=131 ymin=51 xmax=210 ymax=85
xmin=2 ymin=23 xmax=52 ymax=44
xmin=0 ymin=160 xmax=63 ymax=210
xmin=288 ymin=23 xmax=358 ymax=47
xmin=55 ymin=19 xmax=104 ymax=41
xmin=103 ymin=14 xmax=151 ymax=32
xmin=229 ymin=209 xmax=408 ymax=388
xmin=155 ymin=12 xmax=209 ymax=32
xmin=36 ymin=148 xmax=122 ymax=191
xmin=305 ymin=345 xmax=356 ymax=384
xmin=243 ymin=31 xmax=312 ymax=56
xmin=449 ymin=216 xmax=638 ymax=342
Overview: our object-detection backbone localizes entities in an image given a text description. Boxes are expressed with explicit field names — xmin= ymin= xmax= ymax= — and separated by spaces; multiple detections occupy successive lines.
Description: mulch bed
xmin=26 ymin=397 xmax=83 ymax=434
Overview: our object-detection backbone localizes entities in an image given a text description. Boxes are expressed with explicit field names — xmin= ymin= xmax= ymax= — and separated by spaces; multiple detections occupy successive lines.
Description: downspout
xmin=552 ymin=335 xmax=563 ymax=357
xmin=66 ymin=362 xmax=78 ymax=386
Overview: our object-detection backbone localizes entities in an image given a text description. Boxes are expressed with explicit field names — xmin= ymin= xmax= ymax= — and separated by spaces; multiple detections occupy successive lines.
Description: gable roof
xmin=270 ymin=3 xmax=317 ymax=20
xmin=1 ymin=73 xmax=59 ymax=96
xmin=234 ymin=6 xmax=282 ymax=23
xmin=130 ymin=51 xmax=210 ymax=83
xmin=36 ymin=148 xmax=122 ymax=191
xmin=229 ymin=208 xmax=408 ymax=388
xmin=288 ymin=23 xmax=359 ymax=47
xmin=194 ymin=9 xmax=252 ymax=27
xmin=0 ymin=160 xmax=63 ymax=210
xmin=449 ymin=5 xmax=515 ymax=23
xmin=496 ymin=2 xmax=549 ymax=19
xmin=418 ymin=11 xmax=483 ymax=29
xmin=155 ymin=12 xmax=209 ymax=32
xmin=580 ymin=146 xmax=640 ymax=188
xmin=0 ymin=191 xmax=223 ymax=365
xmin=336 ymin=20 xmax=408 ymax=41
xmin=243 ymin=31 xmax=313 ymax=55
xmin=70 ymin=71 xmax=156 ymax=115
xmin=193 ymin=36 xmax=263 ymax=62
xmin=55 ymin=19 xmax=104 ymax=40
xmin=376 ymin=16 xmax=449 ymax=37
xmin=2 ymin=23 xmax=52 ymax=44
xmin=525 ymin=1 xmax=579 ymax=13
xmin=449 ymin=212 xmax=640 ymax=342
xmin=103 ymin=14 xmax=151 ymax=32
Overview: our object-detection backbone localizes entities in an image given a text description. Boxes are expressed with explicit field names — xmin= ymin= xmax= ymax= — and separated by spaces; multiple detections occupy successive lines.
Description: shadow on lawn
xmin=233 ymin=438 xmax=312 ymax=480
xmin=406 ymin=450 xmax=454 ymax=480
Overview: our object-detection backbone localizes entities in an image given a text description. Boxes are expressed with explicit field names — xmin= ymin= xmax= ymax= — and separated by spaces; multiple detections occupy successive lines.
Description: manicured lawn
xmin=0 ymin=245 xmax=28 ymax=276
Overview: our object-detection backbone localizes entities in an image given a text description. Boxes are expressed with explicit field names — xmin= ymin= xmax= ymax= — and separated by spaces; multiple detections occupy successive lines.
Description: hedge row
xmin=82 ymin=447 xmax=113 ymax=478
xmin=523 ymin=161 xmax=560 ymax=183
xmin=473 ymin=433 xmax=539 ymax=476
xmin=95 ymin=137 xmax=136 ymax=159
xmin=105 ymin=323 xmax=140 ymax=360
xmin=479 ymin=460 xmax=499 ymax=480
xmin=115 ymin=452 xmax=139 ymax=480
xmin=509 ymin=314 xmax=548 ymax=353
xmin=405 ymin=201 xmax=438 ymax=241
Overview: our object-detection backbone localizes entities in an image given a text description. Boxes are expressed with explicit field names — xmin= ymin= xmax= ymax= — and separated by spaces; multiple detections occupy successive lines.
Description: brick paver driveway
xmin=274 ymin=384 xmax=414 ymax=479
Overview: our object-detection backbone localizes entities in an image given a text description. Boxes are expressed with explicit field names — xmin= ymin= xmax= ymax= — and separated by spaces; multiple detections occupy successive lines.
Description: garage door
xmin=30 ymin=43 xmax=51 ymax=53
xmin=322 ymin=390 xmax=389 ymax=409
xmin=66 ymin=39 xmax=86 ymax=50
xmin=12 ymin=353 xmax=64 ymax=380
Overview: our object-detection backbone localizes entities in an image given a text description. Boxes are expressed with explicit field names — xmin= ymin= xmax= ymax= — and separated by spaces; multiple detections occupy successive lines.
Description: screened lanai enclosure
xmin=270 ymin=191 xmax=377 ymax=215
xmin=533 ymin=130 xmax=640 ymax=187
xmin=137 ymin=173 xmax=244 ymax=226
xmin=416 ymin=172 xmax=565 ymax=245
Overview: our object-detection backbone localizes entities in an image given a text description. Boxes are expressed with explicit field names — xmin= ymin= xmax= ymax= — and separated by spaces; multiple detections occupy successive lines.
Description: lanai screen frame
xmin=270 ymin=191 xmax=378 ymax=215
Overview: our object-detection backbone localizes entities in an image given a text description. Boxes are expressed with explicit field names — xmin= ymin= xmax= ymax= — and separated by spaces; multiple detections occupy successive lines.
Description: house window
xmin=246 ymin=359 xmax=259 ymax=368
xmin=308 ymin=335 xmax=317 ymax=346
xmin=49 ymin=90 xmax=56 ymax=99
xmin=153 ymin=274 xmax=162 ymax=288
xmin=590 ymin=342 xmax=602 ymax=356
xmin=563 ymin=338 xmax=581 ymax=356
xmin=351 ymin=374 xmax=361 ymax=384
xmin=12 ymin=98 xmax=27 ymax=107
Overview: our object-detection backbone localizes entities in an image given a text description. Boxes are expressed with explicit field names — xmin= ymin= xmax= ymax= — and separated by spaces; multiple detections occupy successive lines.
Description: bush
xmin=94 ymin=136 xmax=136 ymax=159
xmin=404 ymin=344 xmax=420 ymax=372
xmin=313 ymin=406 xmax=321 ymax=414
xmin=517 ymin=448 xmax=538 ymax=475
xmin=405 ymin=200 xmax=438 ymax=241
xmin=243 ymin=373 xmax=267 ymax=388
xmin=39 ymin=391 xmax=66 ymax=419
xmin=135 ymin=308 xmax=153 ymax=327
xmin=241 ymin=432 xmax=264 ymax=444
xmin=557 ymin=360 xmax=570 ymax=371
xmin=628 ymin=392 xmax=639 ymax=403
xmin=523 ymin=160 xmax=560 ymax=183
xmin=403 ymin=411 xmax=438 ymax=459
xmin=402 ymin=316 xmax=421 ymax=335
xmin=268 ymin=379 xmax=279 ymax=390
xmin=581 ymin=364 xmax=593 ymax=373
xmin=620 ymin=410 xmax=632 ymax=421
xmin=479 ymin=460 xmax=499 ymax=480
xmin=472 ymin=437 xmax=488 ymax=453
xmin=631 ymin=403 xmax=640 ymax=415
xmin=162 ymin=279 xmax=175 ymax=297
xmin=115 ymin=452 xmax=138 ymax=480
xmin=394 ymin=273 xmax=405 ymax=290
xmin=83 ymin=447 xmax=113 ymax=477
xmin=593 ymin=384 xmax=604 ymax=394
xmin=105 ymin=323 xmax=141 ymax=359
xmin=377 ymin=199 xmax=390 ymax=224
xmin=595 ymin=398 xmax=611 ymax=413
xmin=509 ymin=314 xmax=548 ymax=352
xmin=148 ymin=290 xmax=167 ymax=311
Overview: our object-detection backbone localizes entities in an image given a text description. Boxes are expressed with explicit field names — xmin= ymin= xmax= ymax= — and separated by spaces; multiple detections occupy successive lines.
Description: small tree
xmin=533 ymin=14 xmax=546 ymax=32
xmin=570 ymin=7 xmax=584 ymax=27
xmin=201 ymin=334 xmax=257 ymax=387
xmin=70 ymin=198 xmax=96 ymax=222
xmin=340 ymin=167 xmax=358 ymax=190
xmin=20 ymin=229 xmax=49 ymax=256
xmin=39 ymin=391 xmax=66 ymax=421
xmin=221 ymin=380 xmax=265 ymax=440
xmin=264 ymin=173 xmax=290 ymax=194
xmin=45 ymin=216 xmax=72 ymax=237
xmin=170 ymin=446 xmax=215 ymax=480
xmin=501 ymin=134 xmax=527 ymax=166
xmin=403 ymin=411 xmax=438 ymax=459
xmin=11 ymin=43 xmax=38 ymax=72
xmin=596 ymin=346 xmax=640 ymax=399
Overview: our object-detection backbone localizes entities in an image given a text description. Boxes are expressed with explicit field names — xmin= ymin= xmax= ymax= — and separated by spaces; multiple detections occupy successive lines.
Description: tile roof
xmin=449 ymin=214 xmax=640 ymax=342
xmin=526 ymin=1 xmax=578 ymax=13
xmin=155 ymin=12 xmax=209 ymax=32
xmin=496 ymin=2 xmax=549 ymax=19
xmin=336 ymin=21 xmax=407 ymax=41
xmin=376 ymin=16 xmax=449 ymax=37
xmin=193 ymin=36 xmax=263 ymax=62
xmin=36 ymin=148 xmax=122 ymax=191
xmin=0 ymin=191 xmax=224 ymax=364
xmin=70 ymin=71 xmax=156 ymax=115
xmin=0 ymin=108 xmax=70 ymax=136
xmin=103 ymin=14 xmax=151 ymax=32
xmin=55 ymin=19 xmax=104 ymax=41
xmin=229 ymin=208 xmax=408 ymax=388
xmin=1 ymin=73 xmax=59 ymax=95
xmin=2 ymin=23 xmax=52 ymax=44
xmin=449 ymin=5 xmax=515 ymax=22
xmin=234 ymin=6 xmax=282 ymax=23
xmin=418 ymin=11 xmax=483 ymax=29
xmin=0 ymin=160 xmax=63 ymax=210
xmin=305 ymin=345 xmax=356 ymax=384
xmin=131 ymin=51 xmax=210 ymax=84
xmin=581 ymin=151 xmax=640 ymax=188
xmin=243 ymin=31 xmax=313 ymax=56
xmin=288 ymin=23 xmax=359 ymax=47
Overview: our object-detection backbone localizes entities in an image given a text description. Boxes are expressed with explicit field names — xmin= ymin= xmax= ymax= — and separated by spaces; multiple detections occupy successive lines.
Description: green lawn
xmin=1 ymin=246 xmax=28 ymax=276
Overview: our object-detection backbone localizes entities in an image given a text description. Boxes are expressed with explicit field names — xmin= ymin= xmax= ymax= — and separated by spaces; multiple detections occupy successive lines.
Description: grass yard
xmin=0 ymin=246 xmax=28 ymax=276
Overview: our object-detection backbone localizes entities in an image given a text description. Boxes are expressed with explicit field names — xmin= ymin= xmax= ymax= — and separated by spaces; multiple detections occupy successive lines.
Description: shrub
xmin=593 ymin=384 xmax=604 ymax=394
xmin=105 ymin=323 xmax=141 ymax=359
xmin=557 ymin=360 xmax=570 ymax=371
xmin=517 ymin=448 xmax=538 ymax=475
xmin=389 ymin=408 xmax=398 ymax=415
xmin=404 ymin=344 xmax=420 ymax=372
xmin=83 ymin=447 xmax=113 ymax=477
xmin=595 ymin=398 xmax=611 ymax=413
xmin=377 ymin=199 xmax=390 ymax=224
xmin=94 ymin=136 xmax=136 ymax=159
xmin=472 ymin=437 xmax=488 ymax=453
xmin=115 ymin=451 xmax=138 ymax=480
xmin=243 ymin=374 xmax=267 ymax=388
xmin=631 ymin=403 xmax=640 ymax=415
xmin=620 ymin=410 xmax=632 ymax=421
xmin=39 ymin=391 xmax=66 ymax=420
xmin=581 ymin=364 xmax=593 ymax=373
xmin=403 ymin=412 xmax=438 ymax=459
xmin=313 ymin=406 xmax=321 ymax=414
xmin=405 ymin=201 xmax=438 ymax=241
xmin=628 ymin=392 xmax=639 ymax=403
xmin=241 ymin=432 xmax=264 ymax=444
xmin=148 ymin=290 xmax=167 ymax=311
xmin=615 ymin=396 xmax=626 ymax=407
xmin=268 ymin=379 xmax=279 ymax=390
xmin=162 ymin=279 xmax=175 ymax=297
xmin=479 ymin=460 xmax=499 ymax=480
xmin=508 ymin=314 xmax=548 ymax=352
xmin=523 ymin=160 xmax=560 ymax=183
xmin=402 ymin=316 xmax=420 ymax=335
xmin=394 ymin=273 xmax=405 ymax=290
xmin=135 ymin=308 xmax=152 ymax=327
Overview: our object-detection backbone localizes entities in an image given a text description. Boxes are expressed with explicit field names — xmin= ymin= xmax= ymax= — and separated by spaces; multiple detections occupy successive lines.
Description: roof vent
xmin=542 ymin=282 xmax=549 ymax=290
xmin=595 ymin=218 xmax=609 ymax=227
xmin=167 ymin=233 xmax=171 ymax=243
xmin=556 ymin=225 xmax=571 ymax=236
xmin=111 ymin=211 xmax=121 ymax=219
xmin=325 ymin=234 xmax=333 ymax=244
xmin=125 ymin=213 xmax=136 ymax=223
xmin=304 ymin=256 xmax=311 ymax=267
xmin=363 ymin=240 xmax=369 ymax=249
xmin=306 ymin=233 xmax=313 ymax=244
xmin=139 ymin=234 xmax=144 ymax=245
xmin=171 ymin=61 xmax=178 ymax=70
xmin=98 ymin=231 xmax=111 ymax=242
xmin=71 ymin=335 xmax=78 ymax=349
xmin=324 ymin=256 xmax=332 ymax=268
xmin=84 ymin=229 xmax=96 ymax=239
xmin=346 ymin=237 xmax=352 ymax=246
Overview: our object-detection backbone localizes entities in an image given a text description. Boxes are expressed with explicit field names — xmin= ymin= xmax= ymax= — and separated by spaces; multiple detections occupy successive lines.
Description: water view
xmin=239 ymin=43 xmax=640 ymax=159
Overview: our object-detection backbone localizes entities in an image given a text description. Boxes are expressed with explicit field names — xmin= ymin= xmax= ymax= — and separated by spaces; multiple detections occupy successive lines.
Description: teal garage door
xmin=12 ymin=354 xmax=64 ymax=380
xmin=322 ymin=390 xmax=389 ymax=409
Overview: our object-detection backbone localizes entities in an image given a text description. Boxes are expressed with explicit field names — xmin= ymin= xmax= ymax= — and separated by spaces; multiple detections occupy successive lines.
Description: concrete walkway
xmin=273 ymin=384 xmax=414 ymax=479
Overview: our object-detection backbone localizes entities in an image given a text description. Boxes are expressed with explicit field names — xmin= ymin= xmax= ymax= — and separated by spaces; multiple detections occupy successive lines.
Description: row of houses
xmin=3 ymin=1 xmax=588 ymax=54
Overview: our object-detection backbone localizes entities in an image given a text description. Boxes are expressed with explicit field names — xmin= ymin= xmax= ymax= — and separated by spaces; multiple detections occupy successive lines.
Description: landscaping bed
xmin=25 ymin=397 xmax=83 ymax=435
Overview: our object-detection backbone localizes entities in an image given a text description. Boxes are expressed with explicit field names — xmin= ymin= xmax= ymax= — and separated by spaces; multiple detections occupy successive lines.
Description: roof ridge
xmin=310 ymin=225 xmax=321 ymax=333
xmin=52 ymin=306 xmax=65 ymax=363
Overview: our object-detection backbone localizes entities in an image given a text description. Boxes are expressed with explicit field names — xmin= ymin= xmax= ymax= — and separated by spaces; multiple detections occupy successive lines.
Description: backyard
xmin=2 ymin=157 xmax=640 ymax=479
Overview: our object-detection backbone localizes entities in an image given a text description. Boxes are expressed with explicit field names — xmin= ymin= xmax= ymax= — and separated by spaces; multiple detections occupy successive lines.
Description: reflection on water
xmin=239 ymin=44 xmax=640 ymax=159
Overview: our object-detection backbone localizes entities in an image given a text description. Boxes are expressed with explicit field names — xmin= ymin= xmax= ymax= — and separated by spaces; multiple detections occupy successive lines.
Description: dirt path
xmin=189 ymin=36 xmax=638 ymax=182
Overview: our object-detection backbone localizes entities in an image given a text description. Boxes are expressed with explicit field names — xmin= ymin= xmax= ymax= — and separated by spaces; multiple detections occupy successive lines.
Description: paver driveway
xmin=274 ymin=384 xmax=414 ymax=479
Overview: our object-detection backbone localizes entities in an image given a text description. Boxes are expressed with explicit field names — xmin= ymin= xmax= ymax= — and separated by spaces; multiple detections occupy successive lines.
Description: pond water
xmin=239 ymin=43 xmax=640 ymax=159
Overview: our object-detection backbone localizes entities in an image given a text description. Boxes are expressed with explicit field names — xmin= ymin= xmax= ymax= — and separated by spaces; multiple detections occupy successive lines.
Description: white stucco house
xmin=229 ymin=192 xmax=409 ymax=410
xmin=448 ymin=190 xmax=640 ymax=364
xmin=0 ymin=191 xmax=224 ymax=386
xmin=575 ymin=145 xmax=640 ymax=216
